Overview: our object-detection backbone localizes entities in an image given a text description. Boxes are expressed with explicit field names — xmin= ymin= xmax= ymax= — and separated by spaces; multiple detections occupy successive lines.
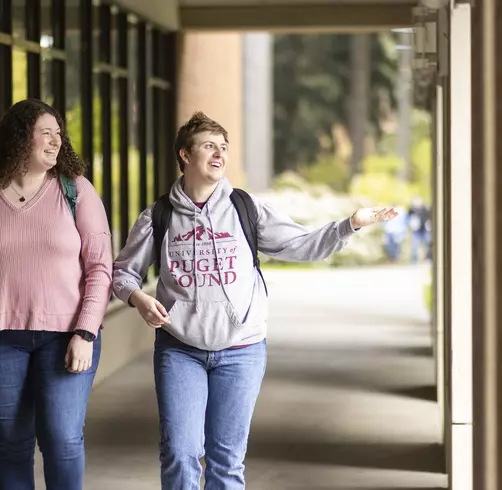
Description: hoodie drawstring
xmin=193 ymin=207 xmax=200 ymax=312
xmin=207 ymin=203 xmax=233 ymax=305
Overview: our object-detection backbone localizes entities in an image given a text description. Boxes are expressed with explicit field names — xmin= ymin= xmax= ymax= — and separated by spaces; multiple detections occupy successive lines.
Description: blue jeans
xmin=0 ymin=330 xmax=101 ymax=490
xmin=154 ymin=329 xmax=267 ymax=490
xmin=384 ymin=233 xmax=403 ymax=262
xmin=411 ymin=230 xmax=431 ymax=263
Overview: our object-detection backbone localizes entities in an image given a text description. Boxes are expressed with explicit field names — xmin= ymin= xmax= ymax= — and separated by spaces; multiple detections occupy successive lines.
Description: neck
xmin=183 ymin=177 xmax=219 ymax=204
xmin=12 ymin=170 xmax=47 ymax=190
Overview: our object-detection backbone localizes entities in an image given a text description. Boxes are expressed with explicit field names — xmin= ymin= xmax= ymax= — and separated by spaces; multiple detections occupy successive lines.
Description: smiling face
xmin=181 ymin=131 xmax=228 ymax=185
xmin=28 ymin=113 xmax=62 ymax=173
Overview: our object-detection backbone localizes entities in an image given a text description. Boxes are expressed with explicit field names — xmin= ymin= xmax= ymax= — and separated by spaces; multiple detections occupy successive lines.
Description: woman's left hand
xmin=65 ymin=335 xmax=93 ymax=373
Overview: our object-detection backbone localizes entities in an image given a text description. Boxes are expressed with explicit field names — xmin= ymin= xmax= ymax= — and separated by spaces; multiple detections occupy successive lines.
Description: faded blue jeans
xmin=154 ymin=329 xmax=267 ymax=490
xmin=0 ymin=330 xmax=101 ymax=490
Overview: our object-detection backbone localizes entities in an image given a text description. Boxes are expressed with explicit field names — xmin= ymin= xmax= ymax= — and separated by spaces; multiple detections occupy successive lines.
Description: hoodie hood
xmin=169 ymin=176 xmax=234 ymax=217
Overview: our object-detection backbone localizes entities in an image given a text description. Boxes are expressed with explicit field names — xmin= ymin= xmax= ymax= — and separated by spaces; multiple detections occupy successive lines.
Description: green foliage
xmin=350 ymin=171 xmax=414 ymax=207
xmin=348 ymin=133 xmax=432 ymax=208
xmin=346 ymin=108 xmax=433 ymax=208
xmin=411 ymin=137 xmax=432 ymax=204
xmin=298 ymin=156 xmax=350 ymax=193
xmin=273 ymin=33 xmax=398 ymax=174
xmin=12 ymin=50 xmax=28 ymax=103
xmin=66 ymin=102 xmax=83 ymax=156
xmin=362 ymin=153 xmax=404 ymax=175
xmin=272 ymin=171 xmax=307 ymax=192
xmin=424 ymin=281 xmax=432 ymax=313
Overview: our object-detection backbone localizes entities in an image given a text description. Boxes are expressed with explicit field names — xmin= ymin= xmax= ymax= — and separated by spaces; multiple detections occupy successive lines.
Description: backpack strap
xmin=152 ymin=193 xmax=173 ymax=271
xmin=60 ymin=174 xmax=77 ymax=223
xmin=230 ymin=188 xmax=267 ymax=295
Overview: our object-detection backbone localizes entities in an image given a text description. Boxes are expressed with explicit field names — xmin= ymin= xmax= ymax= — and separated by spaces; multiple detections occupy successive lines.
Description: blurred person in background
xmin=382 ymin=204 xmax=408 ymax=262
xmin=0 ymin=99 xmax=113 ymax=490
xmin=408 ymin=196 xmax=431 ymax=263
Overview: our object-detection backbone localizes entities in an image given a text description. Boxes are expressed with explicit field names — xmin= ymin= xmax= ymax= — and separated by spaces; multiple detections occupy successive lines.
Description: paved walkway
xmin=37 ymin=264 xmax=447 ymax=489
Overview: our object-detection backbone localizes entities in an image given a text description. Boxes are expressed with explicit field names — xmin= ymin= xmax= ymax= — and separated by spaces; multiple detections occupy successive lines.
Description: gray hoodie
xmin=113 ymin=177 xmax=356 ymax=350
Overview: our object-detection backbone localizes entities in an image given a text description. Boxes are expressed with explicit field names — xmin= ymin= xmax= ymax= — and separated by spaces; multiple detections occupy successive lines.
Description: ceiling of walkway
xmin=181 ymin=0 xmax=415 ymax=4
xmin=179 ymin=0 xmax=416 ymax=31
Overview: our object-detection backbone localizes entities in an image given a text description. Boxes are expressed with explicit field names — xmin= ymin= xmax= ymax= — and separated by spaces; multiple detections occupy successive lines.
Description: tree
xmin=348 ymin=34 xmax=370 ymax=176
xmin=273 ymin=33 xmax=398 ymax=175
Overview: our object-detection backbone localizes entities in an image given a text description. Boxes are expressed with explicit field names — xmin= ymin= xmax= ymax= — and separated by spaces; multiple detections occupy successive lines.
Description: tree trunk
xmin=397 ymin=30 xmax=413 ymax=181
xmin=349 ymin=34 xmax=370 ymax=177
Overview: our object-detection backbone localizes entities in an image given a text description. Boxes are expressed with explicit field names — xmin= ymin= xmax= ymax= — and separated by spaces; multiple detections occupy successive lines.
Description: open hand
xmin=130 ymin=290 xmax=170 ymax=329
xmin=351 ymin=207 xmax=399 ymax=229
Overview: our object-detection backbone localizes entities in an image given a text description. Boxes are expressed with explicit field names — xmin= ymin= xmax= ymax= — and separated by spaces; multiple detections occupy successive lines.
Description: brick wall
xmin=177 ymin=32 xmax=245 ymax=187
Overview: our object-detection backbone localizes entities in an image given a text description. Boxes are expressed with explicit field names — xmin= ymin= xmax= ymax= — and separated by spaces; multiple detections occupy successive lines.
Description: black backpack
xmin=151 ymin=188 xmax=267 ymax=294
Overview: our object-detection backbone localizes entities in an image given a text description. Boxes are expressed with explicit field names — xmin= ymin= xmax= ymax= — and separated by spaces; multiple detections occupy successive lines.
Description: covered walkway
xmin=35 ymin=265 xmax=446 ymax=489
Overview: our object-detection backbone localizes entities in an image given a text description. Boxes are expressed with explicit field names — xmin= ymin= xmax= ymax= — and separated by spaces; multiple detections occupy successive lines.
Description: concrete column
xmin=449 ymin=3 xmax=473 ymax=489
xmin=177 ymin=32 xmax=245 ymax=187
xmin=243 ymin=33 xmax=273 ymax=192
xmin=471 ymin=0 xmax=499 ymax=487
xmin=471 ymin=1 xmax=487 ymax=488
xmin=434 ymin=81 xmax=445 ymax=449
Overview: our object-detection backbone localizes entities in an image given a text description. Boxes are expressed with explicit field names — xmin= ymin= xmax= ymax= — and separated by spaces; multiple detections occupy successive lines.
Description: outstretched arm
xmin=254 ymin=196 xmax=397 ymax=263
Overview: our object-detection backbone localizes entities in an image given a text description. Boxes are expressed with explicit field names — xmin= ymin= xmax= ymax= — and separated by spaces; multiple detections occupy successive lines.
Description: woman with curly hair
xmin=0 ymin=99 xmax=113 ymax=490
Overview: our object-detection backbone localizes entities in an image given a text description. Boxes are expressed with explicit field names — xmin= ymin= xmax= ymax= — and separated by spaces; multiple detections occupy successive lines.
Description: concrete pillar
xmin=471 ymin=1 xmax=487 ymax=488
xmin=449 ymin=3 xmax=473 ymax=489
xmin=471 ymin=0 xmax=500 ymax=487
xmin=243 ymin=32 xmax=273 ymax=192
xmin=434 ymin=80 xmax=446 ymax=451
xmin=177 ymin=32 xmax=245 ymax=187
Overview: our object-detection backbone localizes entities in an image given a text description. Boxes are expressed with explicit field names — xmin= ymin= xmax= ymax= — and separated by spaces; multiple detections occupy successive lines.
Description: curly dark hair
xmin=0 ymin=99 xmax=87 ymax=188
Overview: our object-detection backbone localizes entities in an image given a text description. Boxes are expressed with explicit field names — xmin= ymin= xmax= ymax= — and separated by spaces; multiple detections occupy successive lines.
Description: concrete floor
xmin=36 ymin=264 xmax=447 ymax=489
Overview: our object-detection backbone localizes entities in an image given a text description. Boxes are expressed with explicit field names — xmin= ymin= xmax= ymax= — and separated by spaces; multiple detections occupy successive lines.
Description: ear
xmin=179 ymin=149 xmax=190 ymax=165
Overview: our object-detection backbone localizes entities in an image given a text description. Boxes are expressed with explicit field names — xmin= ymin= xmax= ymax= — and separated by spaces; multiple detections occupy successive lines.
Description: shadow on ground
xmin=247 ymin=438 xmax=445 ymax=474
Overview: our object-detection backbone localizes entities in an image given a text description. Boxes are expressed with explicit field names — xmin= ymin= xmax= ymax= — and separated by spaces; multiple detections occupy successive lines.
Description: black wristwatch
xmin=74 ymin=330 xmax=96 ymax=342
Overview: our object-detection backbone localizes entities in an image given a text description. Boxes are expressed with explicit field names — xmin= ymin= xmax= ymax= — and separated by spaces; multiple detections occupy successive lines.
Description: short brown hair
xmin=174 ymin=111 xmax=228 ymax=173
xmin=0 ymin=99 xmax=86 ymax=188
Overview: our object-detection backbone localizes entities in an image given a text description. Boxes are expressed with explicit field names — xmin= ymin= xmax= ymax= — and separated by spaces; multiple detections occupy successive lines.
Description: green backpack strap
xmin=60 ymin=174 xmax=77 ymax=222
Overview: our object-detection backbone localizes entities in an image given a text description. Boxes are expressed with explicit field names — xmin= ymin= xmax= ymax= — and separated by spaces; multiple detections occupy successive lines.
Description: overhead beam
xmin=180 ymin=4 xmax=414 ymax=32
xmin=115 ymin=0 xmax=179 ymax=29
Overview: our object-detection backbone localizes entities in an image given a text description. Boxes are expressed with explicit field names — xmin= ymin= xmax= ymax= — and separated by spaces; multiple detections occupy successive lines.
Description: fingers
xmin=146 ymin=313 xmax=169 ymax=329
xmin=382 ymin=208 xmax=399 ymax=221
xmin=144 ymin=302 xmax=169 ymax=328
xmin=66 ymin=355 xmax=93 ymax=374
xmin=136 ymin=296 xmax=170 ymax=329
xmin=68 ymin=359 xmax=91 ymax=373
xmin=155 ymin=301 xmax=168 ymax=317
xmin=147 ymin=321 xmax=163 ymax=329
xmin=68 ymin=356 xmax=80 ymax=373
xmin=373 ymin=207 xmax=398 ymax=222
xmin=146 ymin=312 xmax=168 ymax=326
xmin=370 ymin=208 xmax=387 ymax=223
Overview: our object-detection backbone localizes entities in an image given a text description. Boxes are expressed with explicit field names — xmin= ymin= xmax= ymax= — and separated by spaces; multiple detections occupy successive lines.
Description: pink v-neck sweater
xmin=0 ymin=175 xmax=113 ymax=335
